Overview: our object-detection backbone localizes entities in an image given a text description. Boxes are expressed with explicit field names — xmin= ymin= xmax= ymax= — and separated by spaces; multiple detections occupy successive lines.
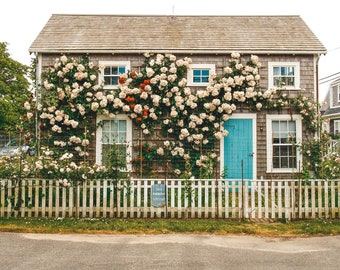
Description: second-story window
xmin=187 ymin=64 xmax=215 ymax=87
xmin=268 ymin=62 xmax=300 ymax=90
xmin=99 ymin=61 xmax=130 ymax=89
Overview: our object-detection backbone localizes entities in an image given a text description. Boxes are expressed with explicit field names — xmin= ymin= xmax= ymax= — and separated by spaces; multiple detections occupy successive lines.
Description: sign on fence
xmin=151 ymin=184 xmax=166 ymax=207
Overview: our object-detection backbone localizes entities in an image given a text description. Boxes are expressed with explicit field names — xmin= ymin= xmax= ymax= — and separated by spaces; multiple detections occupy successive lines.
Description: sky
xmin=1 ymin=0 xmax=339 ymax=101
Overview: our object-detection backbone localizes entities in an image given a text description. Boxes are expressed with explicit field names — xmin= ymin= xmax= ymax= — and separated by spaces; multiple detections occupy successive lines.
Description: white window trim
xmin=187 ymin=64 xmax=215 ymax=87
xmin=337 ymin=86 xmax=340 ymax=103
xmin=99 ymin=61 xmax=131 ymax=90
xmin=96 ymin=114 xmax=132 ymax=171
xmin=268 ymin=62 xmax=300 ymax=90
xmin=266 ymin=114 xmax=302 ymax=173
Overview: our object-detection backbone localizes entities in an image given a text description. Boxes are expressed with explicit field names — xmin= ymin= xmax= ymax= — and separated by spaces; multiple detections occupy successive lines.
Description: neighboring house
xmin=29 ymin=14 xmax=326 ymax=180
xmin=321 ymin=77 xmax=340 ymax=136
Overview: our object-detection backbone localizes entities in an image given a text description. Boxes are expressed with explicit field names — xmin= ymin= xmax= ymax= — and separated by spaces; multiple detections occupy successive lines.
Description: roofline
xmin=29 ymin=49 xmax=327 ymax=55
xmin=51 ymin=14 xmax=303 ymax=18
xmin=323 ymin=113 xmax=340 ymax=118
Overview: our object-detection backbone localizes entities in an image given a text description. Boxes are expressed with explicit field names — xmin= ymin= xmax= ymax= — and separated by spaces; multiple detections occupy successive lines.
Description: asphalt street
xmin=1 ymin=233 xmax=340 ymax=270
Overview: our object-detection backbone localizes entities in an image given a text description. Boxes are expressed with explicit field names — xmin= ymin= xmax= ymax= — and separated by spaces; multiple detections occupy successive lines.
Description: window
xmin=266 ymin=115 xmax=302 ymax=173
xmin=268 ymin=62 xmax=300 ymax=89
xmin=187 ymin=64 xmax=215 ymax=86
xmin=337 ymin=86 xmax=340 ymax=103
xmin=99 ymin=61 xmax=130 ymax=89
xmin=96 ymin=115 xmax=132 ymax=169
xmin=334 ymin=120 xmax=340 ymax=135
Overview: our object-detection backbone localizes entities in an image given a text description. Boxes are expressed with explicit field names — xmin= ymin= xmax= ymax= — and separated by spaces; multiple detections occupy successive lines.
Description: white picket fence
xmin=1 ymin=178 xmax=340 ymax=220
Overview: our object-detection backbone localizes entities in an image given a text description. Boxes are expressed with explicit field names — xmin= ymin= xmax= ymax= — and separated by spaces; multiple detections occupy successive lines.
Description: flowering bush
xmin=37 ymin=55 xmax=102 ymax=160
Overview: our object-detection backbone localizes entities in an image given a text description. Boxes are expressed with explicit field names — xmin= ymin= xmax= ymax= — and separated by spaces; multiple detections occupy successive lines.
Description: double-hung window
xmin=96 ymin=115 xmax=132 ymax=169
xmin=187 ymin=64 xmax=215 ymax=86
xmin=268 ymin=62 xmax=300 ymax=89
xmin=99 ymin=61 xmax=130 ymax=89
xmin=266 ymin=115 xmax=302 ymax=173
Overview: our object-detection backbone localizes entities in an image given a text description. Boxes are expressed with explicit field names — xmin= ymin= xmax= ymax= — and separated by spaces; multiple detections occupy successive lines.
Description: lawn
xmin=1 ymin=218 xmax=340 ymax=237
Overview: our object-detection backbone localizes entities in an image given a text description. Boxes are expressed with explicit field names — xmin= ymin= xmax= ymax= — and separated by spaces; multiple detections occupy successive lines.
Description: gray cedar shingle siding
xmin=29 ymin=14 xmax=326 ymax=55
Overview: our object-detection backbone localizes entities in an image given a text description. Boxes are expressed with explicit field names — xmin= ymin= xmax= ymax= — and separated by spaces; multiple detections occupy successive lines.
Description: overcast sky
xmin=1 ymin=0 xmax=338 ymax=101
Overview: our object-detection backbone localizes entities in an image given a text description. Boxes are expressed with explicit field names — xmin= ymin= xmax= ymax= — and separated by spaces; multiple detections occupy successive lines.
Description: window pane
xmin=104 ymin=77 xmax=111 ymax=85
xmin=273 ymin=146 xmax=280 ymax=156
xmin=118 ymin=66 xmax=126 ymax=73
xmin=193 ymin=70 xmax=201 ymax=76
xmin=273 ymin=67 xmax=280 ymax=76
xmin=202 ymin=70 xmax=209 ymax=76
xmin=287 ymin=67 xmax=295 ymax=75
xmin=111 ymin=67 xmax=118 ymax=75
xmin=102 ymin=134 xmax=110 ymax=144
xmin=280 ymin=67 xmax=287 ymax=75
xmin=111 ymin=77 xmax=119 ymax=85
xmin=112 ymin=120 xmax=118 ymax=131
xmin=280 ymin=145 xmax=288 ymax=156
xmin=119 ymin=120 xmax=126 ymax=131
xmin=102 ymin=121 xmax=110 ymax=132
xmin=104 ymin=67 xmax=111 ymax=75
xmin=280 ymin=157 xmax=288 ymax=168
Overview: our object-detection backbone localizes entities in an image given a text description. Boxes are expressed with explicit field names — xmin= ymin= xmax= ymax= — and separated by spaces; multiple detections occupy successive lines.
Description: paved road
xmin=1 ymin=233 xmax=340 ymax=270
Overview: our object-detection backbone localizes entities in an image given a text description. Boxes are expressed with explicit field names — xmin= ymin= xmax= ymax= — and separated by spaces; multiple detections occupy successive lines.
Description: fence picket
xmin=197 ymin=180 xmax=202 ymax=218
xmin=318 ymin=181 xmax=322 ymax=218
xmin=231 ymin=181 xmax=236 ymax=218
xmin=331 ymin=181 xmax=335 ymax=218
xmin=0 ymin=180 xmax=4 ymax=217
xmin=224 ymin=180 xmax=229 ymax=218
xmin=325 ymin=181 xmax=329 ymax=219
xmin=257 ymin=181 xmax=262 ymax=219
xmin=311 ymin=180 xmax=316 ymax=219
xmin=284 ymin=181 xmax=290 ymax=220
xmin=251 ymin=181 xmax=255 ymax=218
xmin=264 ymin=181 xmax=269 ymax=218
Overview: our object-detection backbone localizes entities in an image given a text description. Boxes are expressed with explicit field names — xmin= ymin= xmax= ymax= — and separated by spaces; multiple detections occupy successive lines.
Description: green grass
xmin=1 ymin=217 xmax=340 ymax=237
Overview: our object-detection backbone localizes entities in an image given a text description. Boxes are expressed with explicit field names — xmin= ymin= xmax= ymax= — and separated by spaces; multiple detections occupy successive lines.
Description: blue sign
xmin=152 ymin=184 xmax=166 ymax=207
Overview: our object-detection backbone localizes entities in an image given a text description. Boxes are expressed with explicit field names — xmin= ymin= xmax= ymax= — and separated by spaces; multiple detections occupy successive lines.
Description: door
xmin=224 ymin=118 xmax=254 ymax=179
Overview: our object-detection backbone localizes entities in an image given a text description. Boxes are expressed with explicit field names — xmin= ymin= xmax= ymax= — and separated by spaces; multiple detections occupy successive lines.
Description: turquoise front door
xmin=224 ymin=118 xmax=254 ymax=179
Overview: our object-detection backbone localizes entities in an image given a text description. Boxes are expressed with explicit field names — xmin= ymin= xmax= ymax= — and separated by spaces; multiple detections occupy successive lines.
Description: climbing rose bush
xmin=17 ymin=52 xmax=324 ymax=181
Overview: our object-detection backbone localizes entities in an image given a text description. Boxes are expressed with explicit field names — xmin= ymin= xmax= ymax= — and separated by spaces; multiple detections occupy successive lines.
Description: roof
xmin=322 ymin=107 xmax=340 ymax=117
xmin=29 ymin=14 xmax=326 ymax=55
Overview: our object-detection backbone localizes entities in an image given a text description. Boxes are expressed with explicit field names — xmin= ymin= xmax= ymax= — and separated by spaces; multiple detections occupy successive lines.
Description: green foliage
xmin=0 ymin=42 xmax=31 ymax=131
xmin=104 ymin=142 xmax=129 ymax=182
xmin=299 ymin=131 xmax=340 ymax=179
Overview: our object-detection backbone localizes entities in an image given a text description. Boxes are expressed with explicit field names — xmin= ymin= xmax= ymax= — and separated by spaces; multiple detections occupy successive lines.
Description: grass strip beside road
xmin=1 ymin=218 xmax=340 ymax=237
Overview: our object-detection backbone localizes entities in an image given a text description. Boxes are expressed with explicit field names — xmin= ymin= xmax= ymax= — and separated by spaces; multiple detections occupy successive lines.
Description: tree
xmin=0 ymin=42 xmax=31 ymax=131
